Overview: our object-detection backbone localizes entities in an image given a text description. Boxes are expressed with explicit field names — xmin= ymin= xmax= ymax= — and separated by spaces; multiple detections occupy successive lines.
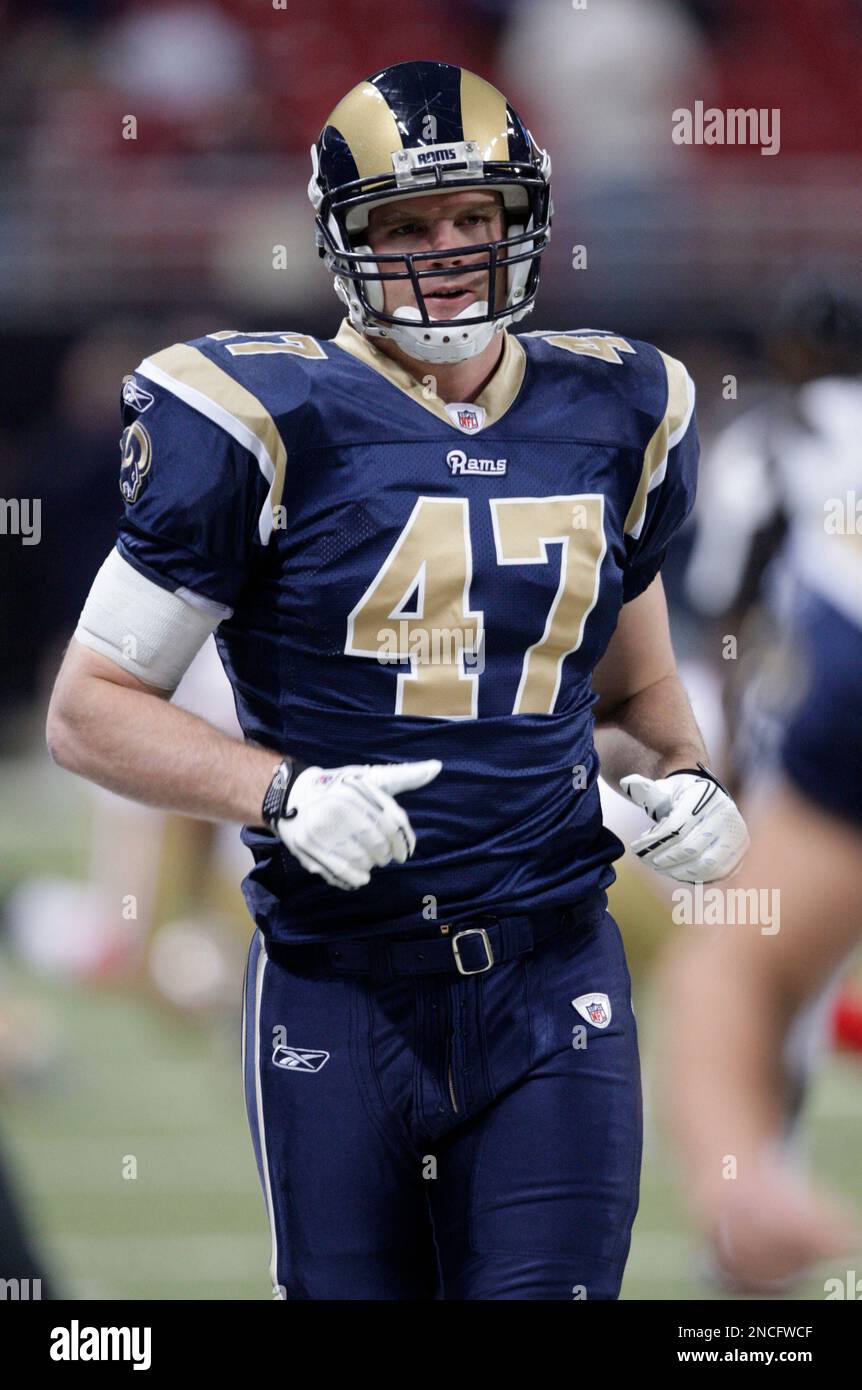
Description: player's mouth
xmin=421 ymin=284 xmax=480 ymax=316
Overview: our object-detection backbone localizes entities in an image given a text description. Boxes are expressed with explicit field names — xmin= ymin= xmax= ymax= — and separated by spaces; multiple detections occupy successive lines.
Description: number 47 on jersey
xmin=346 ymin=494 xmax=607 ymax=720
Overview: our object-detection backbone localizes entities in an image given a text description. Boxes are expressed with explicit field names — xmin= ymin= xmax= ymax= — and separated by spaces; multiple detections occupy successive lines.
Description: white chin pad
xmin=393 ymin=300 xmax=489 ymax=325
xmin=388 ymin=301 xmax=496 ymax=365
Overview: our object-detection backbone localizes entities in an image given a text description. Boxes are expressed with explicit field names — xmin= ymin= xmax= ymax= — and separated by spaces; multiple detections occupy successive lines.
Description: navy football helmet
xmin=308 ymin=60 xmax=552 ymax=364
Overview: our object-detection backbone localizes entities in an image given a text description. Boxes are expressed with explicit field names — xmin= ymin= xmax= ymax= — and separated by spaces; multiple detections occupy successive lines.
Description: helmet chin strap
xmin=338 ymin=271 xmax=502 ymax=364
xmin=348 ymin=244 xmax=498 ymax=361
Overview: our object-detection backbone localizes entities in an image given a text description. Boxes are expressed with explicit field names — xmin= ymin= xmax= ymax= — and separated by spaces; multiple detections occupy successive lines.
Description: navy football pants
xmin=242 ymin=897 xmax=642 ymax=1300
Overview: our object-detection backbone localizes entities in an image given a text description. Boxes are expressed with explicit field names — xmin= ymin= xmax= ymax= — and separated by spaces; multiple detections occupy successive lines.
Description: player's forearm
xmin=47 ymin=673 xmax=278 ymax=824
xmin=593 ymin=672 xmax=708 ymax=791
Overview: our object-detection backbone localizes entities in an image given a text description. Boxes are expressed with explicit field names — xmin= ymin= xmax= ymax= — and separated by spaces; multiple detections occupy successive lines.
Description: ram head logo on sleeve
xmin=119 ymin=421 xmax=153 ymax=504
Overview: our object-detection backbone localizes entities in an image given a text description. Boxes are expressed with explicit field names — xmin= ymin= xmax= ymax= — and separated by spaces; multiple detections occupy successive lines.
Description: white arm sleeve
xmin=74 ymin=547 xmax=230 ymax=692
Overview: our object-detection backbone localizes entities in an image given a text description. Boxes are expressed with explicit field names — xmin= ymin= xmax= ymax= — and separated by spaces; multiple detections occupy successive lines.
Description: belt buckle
xmin=451 ymin=926 xmax=495 ymax=976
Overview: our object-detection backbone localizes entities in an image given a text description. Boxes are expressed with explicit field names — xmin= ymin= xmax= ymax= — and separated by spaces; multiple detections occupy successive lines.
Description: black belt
xmin=265 ymin=894 xmax=607 ymax=979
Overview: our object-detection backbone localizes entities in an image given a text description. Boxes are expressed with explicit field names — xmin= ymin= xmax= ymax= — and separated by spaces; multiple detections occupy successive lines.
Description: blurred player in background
xmin=682 ymin=272 xmax=862 ymax=1100
xmin=686 ymin=274 xmax=862 ymax=797
xmin=659 ymin=523 xmax=862 ymax=1291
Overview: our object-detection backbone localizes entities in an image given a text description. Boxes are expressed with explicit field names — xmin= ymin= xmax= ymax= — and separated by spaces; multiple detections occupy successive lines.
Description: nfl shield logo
xmin=571 ymin=992 xmax=612 ymax=1029
xmin=445 ymin=401 xmax=486 ymax=434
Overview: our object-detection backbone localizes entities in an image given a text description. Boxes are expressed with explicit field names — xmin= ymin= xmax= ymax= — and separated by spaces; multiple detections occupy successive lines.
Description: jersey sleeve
xmin=621 ymin=350 xmax=699 ymax=602
xmin=115 ymin=343 xmax=283 ymax=613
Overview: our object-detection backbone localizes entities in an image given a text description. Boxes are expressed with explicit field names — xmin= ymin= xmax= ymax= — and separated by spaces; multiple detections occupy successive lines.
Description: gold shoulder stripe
xmin=624 ymin=350 xmax=694 ymax=538
xmin=459 ymin=71 xmax=510 ymax=162
xmin=326 ymin=82 xmax=404 ymax=180
xmin=138 ymin=344 xmax=287 ymax=542
xmin=333 ymin=320 xmax=526 ymax=432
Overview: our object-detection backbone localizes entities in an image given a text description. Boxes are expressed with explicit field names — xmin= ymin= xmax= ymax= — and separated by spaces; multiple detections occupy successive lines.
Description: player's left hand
xmin=620 ymin=763 xmax=749 ymax=883
xmin=700 ymin=1158 xmax=862 ymax=1294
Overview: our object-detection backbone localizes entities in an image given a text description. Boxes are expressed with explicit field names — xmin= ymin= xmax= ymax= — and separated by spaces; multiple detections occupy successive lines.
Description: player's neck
xmin=374 ymin=332 xmax=506 ymax=404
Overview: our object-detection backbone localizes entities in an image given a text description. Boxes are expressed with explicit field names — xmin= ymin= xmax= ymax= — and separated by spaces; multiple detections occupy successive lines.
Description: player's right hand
xmin=276 ymin=760 xmax=442 ymax=891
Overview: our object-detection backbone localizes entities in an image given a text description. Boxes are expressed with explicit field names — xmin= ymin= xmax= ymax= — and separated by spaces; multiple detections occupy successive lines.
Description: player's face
xmin=365 ymin=190 xmax=507 ymax=321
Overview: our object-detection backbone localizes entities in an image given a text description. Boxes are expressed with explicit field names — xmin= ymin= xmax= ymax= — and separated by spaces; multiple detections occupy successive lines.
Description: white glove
xmin=620 ymin=764 xmax=749 ymax=883
xmin=277 ymin=760 xmax=442 ymax=891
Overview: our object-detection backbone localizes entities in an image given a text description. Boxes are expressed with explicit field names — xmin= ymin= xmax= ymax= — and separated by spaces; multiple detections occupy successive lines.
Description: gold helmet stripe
xmin=459 ymin=70 xmax=510 ymax=162
xmin=326 ymin=82 xmax=405 ymax=181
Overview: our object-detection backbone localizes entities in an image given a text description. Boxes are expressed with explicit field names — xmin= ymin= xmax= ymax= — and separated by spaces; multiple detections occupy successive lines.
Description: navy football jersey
xmin=780 ymin=533 xmax=862 ymax=826
xmin=116 ymin=320 xmax=698 ymax=943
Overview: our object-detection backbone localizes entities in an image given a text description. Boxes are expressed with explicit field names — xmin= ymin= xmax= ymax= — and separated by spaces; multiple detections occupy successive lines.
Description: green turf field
xmin=2 ymin=756 xmax=860 ymax=1300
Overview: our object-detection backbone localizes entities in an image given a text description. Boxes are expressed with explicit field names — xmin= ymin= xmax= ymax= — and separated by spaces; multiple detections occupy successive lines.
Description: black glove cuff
xmin=261 ymin=757 xmax=310 ymax=833
xmin=665 ymin=760 xmax=730 ymax=796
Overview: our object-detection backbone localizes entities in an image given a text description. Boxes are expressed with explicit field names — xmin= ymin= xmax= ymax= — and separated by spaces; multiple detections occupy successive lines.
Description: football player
xmin=686 ymin=274 xmax=862 ymax=796
xmin=46 ymin=61 xmax=748 ymax=1300
xmin=658 ymin=530 xmax=862 ymax=1292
